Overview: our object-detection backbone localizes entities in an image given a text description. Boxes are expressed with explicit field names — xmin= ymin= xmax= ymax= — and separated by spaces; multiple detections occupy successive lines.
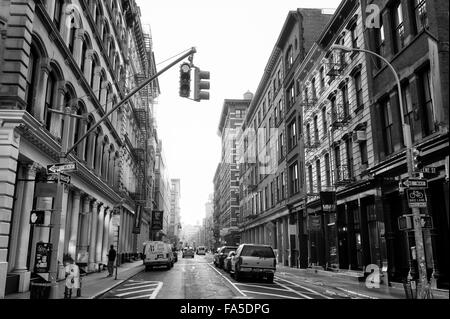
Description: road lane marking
xmin=128 ymin=294 xmax=153 ymax=299
xmin=275 ymin=276 xmax=332 ymax=299
xmin=116 ymin=283 xmax=159 ymax=292
xmin=334 ymin=287 xmax=378 ymax=299
xmin=150 ymin=282 xmax=163 ymax=299
xmin=116 ymin=288 xmax=156 ymax=297
xmin=240 ymin=290 xmax=300 ymax=299
xmin=234 ymin=283 xmax=297 ymax=293
xmin=123 ymin=282 xmax=155 ymax=287
xmin=274 ymin=280 xmax=312 ymax=299
xmin=207 ymin=263 xmax=247 ymax=297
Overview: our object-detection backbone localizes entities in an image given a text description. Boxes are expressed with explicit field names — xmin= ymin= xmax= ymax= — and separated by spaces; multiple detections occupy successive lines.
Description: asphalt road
xmin=99 ymin=253 xmax=375 ymax=299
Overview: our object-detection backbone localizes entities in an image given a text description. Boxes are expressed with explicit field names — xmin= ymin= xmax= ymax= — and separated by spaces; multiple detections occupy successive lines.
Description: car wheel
xmin=266 ymin=274 xmax=274 ymax=284
xmin=235 ymin=269 xmax=242 ymax=281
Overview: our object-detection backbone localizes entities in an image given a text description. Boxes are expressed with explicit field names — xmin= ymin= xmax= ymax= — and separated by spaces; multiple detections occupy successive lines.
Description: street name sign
xmin=406 ymin=189 xmax=427 ymax=208
xmin=401 ymin=178 xmax=428 ymax=189
xmin=47 ymin=173 xmax=71 ymax=184
xmin=47 ymin=162 xmax=77 ymax=174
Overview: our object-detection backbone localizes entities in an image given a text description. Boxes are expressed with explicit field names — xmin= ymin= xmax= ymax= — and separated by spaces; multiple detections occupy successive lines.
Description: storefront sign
xmin=133 ymin=205 xmax=142 ymax=234
xmin=34 ymin=242 xmax=52 ymax=273
xmin=320 ymin=191 xmax=336 ymax=212
xmin=151 ymin=210 xmax=163 ymax=230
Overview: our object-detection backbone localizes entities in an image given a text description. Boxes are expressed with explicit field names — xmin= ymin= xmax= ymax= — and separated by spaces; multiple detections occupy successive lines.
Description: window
xmin=304 ymin=87 xmax=309 ymax=106
xmin=374 ymin=18 xmax=386 ymax=67
xmin=311 ymin=77 xmax=317 ymax=100
xmin=308 ymin=165 xmax=313 ymax=194
xmin=80 ymin=40 xmax=87 ymax=73
xmin=334 ymin=144 xmax=341 ymax=180
xmin=278 ymin=132 xmax=285 ymax=159
xmin=319 ymin=67 xmax=325 ymax=91
xmin=281 ymin=171 xmax=286 ymax=199
xmin=381 ymin=99 xmax=394 ymax=155
xmin=306 ymin=123 xmax=311 ymax=146
xmin=288 ymin=120 xmax=297 ymax=149
xmin=278 ymin=100 xmax=284 ymax=119
xmin=286 ymin=46 xmax=293 ymax=70
xmin=73 ymin=105 xmax=85 ymax=157
xmin=277 ymin=70 xmax=282 ymax=88
xmin=289 ymin=163 xmax=299 ymax=195
xmin=359 ymin=141 xmax=368 ymax=166
xmin=402 ymin=82 xmax=415 ymax=143
xmin=44 ymin=73 xmax=57 ymax=131
xmin=418 ymin=67 xmax=435 ymax=136
xmin=345 ymin=138 xmax=354 ymax=178
xmin=316 ymin=160 xmax=322 ymax=192
xmin=262 ymin=102 xmax=266 ymax=115
xmin=68 ymin=17 xmax=77 ymax=53
xmin=330 ymin=96 xmax=337 ymax=123
xmin=274 ymin=106 xmax=278 ymax=124
xmin=322 ymin=107 xmax=328 ymax=136
xmin=25 ymin=47 xmax=38 ymax=114
xmin=392 ymin=2 xmax=405 ymax=52
xmin=91 ymin=56 xmax=98 ymax=87
xmin=354 ymin=72 xmax=363 ymax=110
xmin=341 ymin=84 xmax=350 ymax=118
xmin=276 ymin=176 xmax=280 ymax=203
xmin=53 ymin=0 xmax=64 ymax=29
xmin=313 ymin=115 xmax=319 ymax=144
xmin=287 ymin=84 xmax=295 ymax=109
xmin=85 ymin=118 xmax=93 ymax=163
xmin=270 ymin=181 xmax=274 ymax=207
xmin=324 ymin=153 xmax=331 ymax=186
xmin=350 ymin=22 xmax=358 ymax=49
xmin=414 ymin=0 xmax=428 ymax=32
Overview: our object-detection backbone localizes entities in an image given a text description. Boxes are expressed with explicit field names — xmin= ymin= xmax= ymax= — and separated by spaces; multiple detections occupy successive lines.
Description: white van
xmin=142 ymin=241 xmax=174 ymax=271
xmin=196 ymin=246 xmax=206 ymax=255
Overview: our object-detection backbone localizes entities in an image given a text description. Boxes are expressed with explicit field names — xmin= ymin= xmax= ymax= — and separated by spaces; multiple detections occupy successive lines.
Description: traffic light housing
xmin=193 ymin=67 xmax=210 ymax=101
xmin=179 ymin=62 xmax=191 ymax=98
xmin=411 ymin=147 xmax=423 ymax=171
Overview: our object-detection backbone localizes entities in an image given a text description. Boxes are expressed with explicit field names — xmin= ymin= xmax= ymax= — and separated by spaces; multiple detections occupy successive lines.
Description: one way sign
xmin=47 ymin=162 xmax=77 ymax=174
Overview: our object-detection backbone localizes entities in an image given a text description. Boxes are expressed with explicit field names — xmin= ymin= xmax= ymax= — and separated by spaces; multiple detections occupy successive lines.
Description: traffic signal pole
xmin=46 ymin=47 xmax=197 ymax=298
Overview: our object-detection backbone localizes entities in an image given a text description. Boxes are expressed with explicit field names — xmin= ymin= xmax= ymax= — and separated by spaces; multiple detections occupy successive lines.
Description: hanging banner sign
xmin=151 ymin=210 xmax=163 ymax=230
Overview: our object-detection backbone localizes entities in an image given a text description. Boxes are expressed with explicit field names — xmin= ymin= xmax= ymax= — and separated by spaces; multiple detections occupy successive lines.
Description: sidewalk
xmin=5 ymin=260 xmax=144 ymax=299
xmin=276 ymin=264 xmax=449 ymax=299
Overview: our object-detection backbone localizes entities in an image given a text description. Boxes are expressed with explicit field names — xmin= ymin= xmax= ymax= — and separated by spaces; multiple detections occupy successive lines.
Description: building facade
xmin=237 ymin=9 xmax=333 ymax=267
xmin=153 ymin=140 xmax=171 ymax=241
xmin=168 ymin=179 xmax=181 ymax=245
xmin=362 ymin=0 xmax=449 ymax=288
xmin=215 ymin=94 xmax=253 ymax=246
xmin=0 ymin=0 xmax=159 ymax=297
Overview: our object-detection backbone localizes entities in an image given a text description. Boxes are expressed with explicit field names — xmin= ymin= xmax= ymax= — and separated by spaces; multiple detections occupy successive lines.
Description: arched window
xmin=94 ymin=2 xmax=102 ymax=24
xmin=80 ymin=40 xmax=87 ymax=72
xmin=53 ymin=0 xmax=64 ymax=29
xmin=102 ymin=22 xmax=110 ymax=44
xmin=90 ymin=54 xmax=99 ymax=87
xmin=73 ymin=102 xmax=86 ymax=157
xmin=44 ymin=72 xmax=57 ymax=131
xmin=25 ymin=46 xmax=39 ymax=114
xmin=68 ymin=17 xmax=77 ymax=53
xmin=286 ymin=45 xmax=293 ymax=71
xmin=61 ymin=91 xmax=73 ymax=138
xmin=98 ymin=71 xmax=105 ymax=100
xmin=84 ymin=117 xmax=93 ymax=162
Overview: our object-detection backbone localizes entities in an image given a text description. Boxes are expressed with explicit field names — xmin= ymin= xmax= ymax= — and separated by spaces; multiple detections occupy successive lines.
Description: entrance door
xmin=337 ymin=204 xmax=349 ymax=269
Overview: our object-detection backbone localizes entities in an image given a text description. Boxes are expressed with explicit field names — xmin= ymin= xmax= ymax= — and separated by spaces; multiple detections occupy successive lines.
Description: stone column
xmin=99 ymin=81 xmax=108 ymax=107
xmin=68 ymin=190 xmax=81 ymax=260
xmin=50 ymin=86 xmax=65 ymax=137
xmin=73 ymin=30 xmax=84 ymax=67
xmin=88 ymin=201 xmax=99 ymax=272
xmin=83 ymin=50 xmax=94 ymax=84
xmin=94 ymin=138 xmax=103 ymax=176
xmin=79 ymin=196 xmax=91 ymax=262
xmin=12 ymin=163 xmax=38 ymax=292
xmin=102 ymin=208 xmax=111 ymax=264
xmin=57 ymin=185 xmax=70 ymax=279
xmin=95 ymin=205 xmax=105 ymax=266
xmin=92 ymin=66 xmax=102 ymax=100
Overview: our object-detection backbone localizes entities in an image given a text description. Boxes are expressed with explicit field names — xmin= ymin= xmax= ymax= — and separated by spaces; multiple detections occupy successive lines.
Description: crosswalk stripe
xmin=149 ymin=282 xmax=163 ymax=299
xmin=123 ymin=282 xmax=157 ymax=287
xmin=116 ymin=288 xmax=156 ymax=297
xmin=275 ymin=277 xmax=332 ymax=299
xmin=234 ymin=283 xmax=296 ymax=293
xmin=240 ymin=290 xmax=300 ymax=299
xmin=274 ymin=280 xmax=312 ymax=299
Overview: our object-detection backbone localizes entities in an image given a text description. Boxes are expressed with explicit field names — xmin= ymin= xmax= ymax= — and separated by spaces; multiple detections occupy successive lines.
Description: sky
xmin=136 ymin=0 xmax=340 ymax=226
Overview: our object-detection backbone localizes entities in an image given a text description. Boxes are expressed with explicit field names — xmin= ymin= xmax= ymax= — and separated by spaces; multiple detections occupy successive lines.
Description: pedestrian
xmin=106 ymin=245 xmax=117 ymax=277
xmin=64 ymin=256 xmax=80 ymax=299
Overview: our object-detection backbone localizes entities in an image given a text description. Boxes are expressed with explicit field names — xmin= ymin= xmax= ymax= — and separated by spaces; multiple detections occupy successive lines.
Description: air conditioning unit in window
xmin=352 ymin=130 xmax=366 ymax=143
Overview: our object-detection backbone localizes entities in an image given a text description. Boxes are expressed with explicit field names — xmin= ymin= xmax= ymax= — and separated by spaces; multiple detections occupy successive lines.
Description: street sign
xmin=398 ymin=214 xmax=433 ymax=231
xmin=420 ymin=167 xmax=436 ymax=174
xmin=401 ymin=178 xmax=428 ymax=189
xmin=47 ymin=173 xmax=71 ymax=184
xmin=406 ymin=189 xmax=427 ymax=208
xmin=46 ymin=162 xmax=77 ymax=174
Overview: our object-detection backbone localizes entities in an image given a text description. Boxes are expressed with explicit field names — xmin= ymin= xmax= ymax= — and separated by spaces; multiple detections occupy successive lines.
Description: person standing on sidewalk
xmin=106 ymin=245 xmax=117 ymax=277
xmin=64 ymin=256 xmax=80 ymax=298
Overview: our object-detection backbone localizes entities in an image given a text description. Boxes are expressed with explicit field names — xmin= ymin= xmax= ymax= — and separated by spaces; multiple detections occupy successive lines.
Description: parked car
xmin=182 ymin=247 xmax=195 ymax=258
xmin=142 ymin=241 xmax=174 ymax=271
xmin=230 ymin=244 xmax=276 ymax=283
xmin=214 ymin=246 xmax=238 ymax=268
xmin=196 ymin=246 xmax=206 ymax=255
xmin=224 ymin=251 xmax=236 ymax=272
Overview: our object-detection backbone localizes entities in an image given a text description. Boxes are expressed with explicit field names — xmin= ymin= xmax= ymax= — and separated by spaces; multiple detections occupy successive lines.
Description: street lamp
xmin=330 ymin=44 xmax=430 ymax=298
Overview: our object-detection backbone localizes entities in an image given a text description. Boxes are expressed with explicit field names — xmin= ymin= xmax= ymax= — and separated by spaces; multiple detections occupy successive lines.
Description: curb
xmin=89 ymin=264 xmax=145 ymax=299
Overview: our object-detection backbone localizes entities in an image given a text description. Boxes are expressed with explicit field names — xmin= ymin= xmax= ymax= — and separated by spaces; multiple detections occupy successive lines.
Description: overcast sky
xmin=136 ymin=0 xmax=340 ymax=226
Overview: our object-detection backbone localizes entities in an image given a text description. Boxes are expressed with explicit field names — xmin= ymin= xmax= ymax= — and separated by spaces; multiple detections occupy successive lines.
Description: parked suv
xmin=214 ymin=246 xmax=237 ymax=268
xmin=230 ymin=244 xmax=276 ymax=283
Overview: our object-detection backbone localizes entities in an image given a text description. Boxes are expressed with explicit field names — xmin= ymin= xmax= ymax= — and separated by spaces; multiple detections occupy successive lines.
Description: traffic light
xmin=193 ymin=67 xmax=210 ymax=101
xmin=179 ymin=62 xmax=191 ymax=98
xmin=411 ymin=147 xmax=423 ymax=171
xmin=30 ymin=210 xmax=45 ymax=225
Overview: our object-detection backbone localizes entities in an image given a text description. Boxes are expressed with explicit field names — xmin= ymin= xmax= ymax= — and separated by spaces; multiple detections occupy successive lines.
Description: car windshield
xmin=222 ymin=247 xmax=237 ymax=254
xmin=241 ymin=245 xmax=275 ymax=258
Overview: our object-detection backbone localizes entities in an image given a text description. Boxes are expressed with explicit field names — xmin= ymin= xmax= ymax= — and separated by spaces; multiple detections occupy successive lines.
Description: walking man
xmin=106 ymin=245 xmax=117 ymax=277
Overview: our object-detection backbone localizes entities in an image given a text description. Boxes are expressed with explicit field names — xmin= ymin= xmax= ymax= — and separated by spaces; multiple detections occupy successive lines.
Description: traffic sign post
xmin=406 ymin=189 xmax=427 ymax=208
xmin=46 ymin=162 xmax=77 ymax=174
xmin=400 ymin=178 xmax=428 ymax=189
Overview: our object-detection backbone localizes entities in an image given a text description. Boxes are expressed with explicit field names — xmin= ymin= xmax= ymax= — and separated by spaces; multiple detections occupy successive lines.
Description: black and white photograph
xmin=0 ymin=0 xmax=448 ymax=315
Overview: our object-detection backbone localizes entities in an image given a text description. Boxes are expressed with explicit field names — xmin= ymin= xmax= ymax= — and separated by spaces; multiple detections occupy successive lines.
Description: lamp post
xmin=330 ymin=45 xmax=430 ymax=298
